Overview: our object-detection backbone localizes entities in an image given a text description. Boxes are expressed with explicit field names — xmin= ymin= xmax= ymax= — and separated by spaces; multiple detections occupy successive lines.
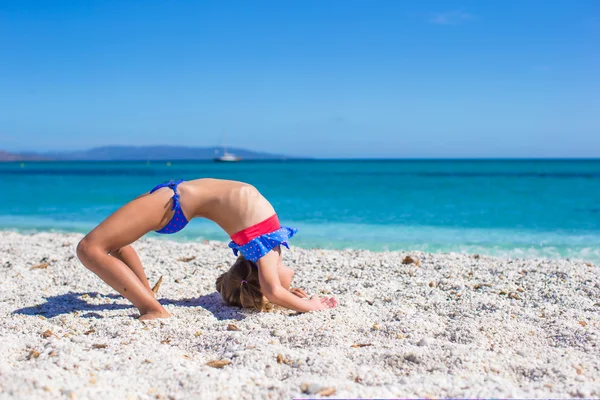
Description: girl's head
xmin=216 ymin=256 xmax=268 ymax=311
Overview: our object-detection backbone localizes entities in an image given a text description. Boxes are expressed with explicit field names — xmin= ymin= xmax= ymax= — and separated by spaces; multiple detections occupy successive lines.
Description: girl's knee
xmin=77 ymin=237 xmax=100 ymax=263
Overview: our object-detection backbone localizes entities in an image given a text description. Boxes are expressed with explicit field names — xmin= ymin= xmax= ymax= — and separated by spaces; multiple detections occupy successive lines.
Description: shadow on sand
xmin=12 ymin=291 xmax=245 ymax=321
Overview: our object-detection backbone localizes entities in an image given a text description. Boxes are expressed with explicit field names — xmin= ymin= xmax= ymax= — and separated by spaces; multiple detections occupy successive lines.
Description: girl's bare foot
xmin=138 ymin=310 xmax=171 ymax=320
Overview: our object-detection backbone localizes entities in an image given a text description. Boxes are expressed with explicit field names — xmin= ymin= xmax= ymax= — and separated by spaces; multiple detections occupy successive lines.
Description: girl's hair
xmin=216 ymin=256 xmax=271 ymax=311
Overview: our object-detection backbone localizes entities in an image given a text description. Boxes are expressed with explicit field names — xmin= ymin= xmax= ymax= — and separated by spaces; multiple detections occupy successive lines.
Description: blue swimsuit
xmin=150 ymin=179 xmax=189 ymax=234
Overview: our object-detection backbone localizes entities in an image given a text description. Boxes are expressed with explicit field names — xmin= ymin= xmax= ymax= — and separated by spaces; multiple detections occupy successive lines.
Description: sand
xmin=0 ymin=230 xmax=599 ymax=399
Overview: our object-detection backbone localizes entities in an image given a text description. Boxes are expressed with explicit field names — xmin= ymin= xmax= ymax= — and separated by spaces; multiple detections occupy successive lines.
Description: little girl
xmin=77 ymin=178 xmax=337 ymax=320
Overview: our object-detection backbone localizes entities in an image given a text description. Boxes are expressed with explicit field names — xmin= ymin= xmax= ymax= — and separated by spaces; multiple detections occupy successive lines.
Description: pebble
xmin=304 ymin=383 xmax=321 ymax=394
xmin=417 ymin=338 xmax=430 ymax=347
xmin=264 ymin=365 xmax=274 ymax=378
xmin=402 ymin=256 xmax=421 ymax=266
xmin=404 ymin=353 xmax=420 ymax=364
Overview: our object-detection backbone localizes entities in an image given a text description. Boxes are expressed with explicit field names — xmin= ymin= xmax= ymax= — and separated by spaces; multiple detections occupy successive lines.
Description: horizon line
xmin=2 ymin=147 xmax=599 ymax=161
xmin=2 ymin=157 xmax=600 ymax=163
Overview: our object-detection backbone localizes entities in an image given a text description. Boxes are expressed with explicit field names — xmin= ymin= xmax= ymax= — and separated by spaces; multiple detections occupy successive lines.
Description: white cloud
xmin=428 ymin=11 xmax=474 ymax=25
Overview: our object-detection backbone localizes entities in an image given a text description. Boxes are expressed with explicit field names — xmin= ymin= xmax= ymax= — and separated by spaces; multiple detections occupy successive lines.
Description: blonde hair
xmin=216 ymin=256 xmax=271 ymax=311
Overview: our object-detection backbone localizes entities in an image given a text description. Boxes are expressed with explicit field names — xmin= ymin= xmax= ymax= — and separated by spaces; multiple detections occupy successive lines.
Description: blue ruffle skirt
xmin=228 ymin=226 xmax=298 ymax=262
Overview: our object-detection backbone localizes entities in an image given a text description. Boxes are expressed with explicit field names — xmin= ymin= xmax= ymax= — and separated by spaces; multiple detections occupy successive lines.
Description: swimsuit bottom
xmin=228 ymin=214 xmax=297 ymax=262
xmin=150 ymin=179 xmax=189 ymax=234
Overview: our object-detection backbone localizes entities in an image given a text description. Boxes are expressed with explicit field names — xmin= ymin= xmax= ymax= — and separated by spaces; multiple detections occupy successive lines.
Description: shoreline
xmin=0 ymin=226 xmax=599 ymax=265
xmin=0 ymin=231 xmax=599 ymax=398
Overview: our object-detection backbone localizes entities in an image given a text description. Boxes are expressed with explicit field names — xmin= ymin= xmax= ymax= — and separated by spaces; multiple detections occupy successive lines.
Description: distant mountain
xmin=0 ymin=151 xmax=51 ymax=162
xmin=2 ymin=146 xmax=290 ymax=161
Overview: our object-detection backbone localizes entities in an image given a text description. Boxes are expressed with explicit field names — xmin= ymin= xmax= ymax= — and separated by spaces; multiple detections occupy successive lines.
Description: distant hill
xmin=0 ymin=151 xmax=51 ymax=162
xmin=1 ymin=146 xmax=290 ymax=161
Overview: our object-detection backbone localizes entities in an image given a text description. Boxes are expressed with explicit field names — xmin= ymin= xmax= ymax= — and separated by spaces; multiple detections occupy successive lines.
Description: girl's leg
xmin=77 ymin=190 xmax=174 ymax=319
xmin=110 ymin=245 xmax=151 ymax=291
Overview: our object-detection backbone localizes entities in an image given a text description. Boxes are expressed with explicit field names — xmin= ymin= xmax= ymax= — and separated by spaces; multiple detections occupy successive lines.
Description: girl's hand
xmin=289 ymin=287 xmax=309 ymax=299
xmin=308 ymin=295 xmax=337 ymax=311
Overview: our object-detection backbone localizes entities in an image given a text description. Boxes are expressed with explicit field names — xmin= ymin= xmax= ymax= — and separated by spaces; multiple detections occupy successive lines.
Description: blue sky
xmin=0 ymin=0 xmax=598 ymax=158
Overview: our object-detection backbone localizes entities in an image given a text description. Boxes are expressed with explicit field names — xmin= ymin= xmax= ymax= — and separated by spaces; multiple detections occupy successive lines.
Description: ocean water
xmin=1 ymin=160 xmax=599 ymax=262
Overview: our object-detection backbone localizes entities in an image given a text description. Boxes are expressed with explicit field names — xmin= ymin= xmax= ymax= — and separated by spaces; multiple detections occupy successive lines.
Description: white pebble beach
xmin=0 ymin=231 xmax=599 ymax=399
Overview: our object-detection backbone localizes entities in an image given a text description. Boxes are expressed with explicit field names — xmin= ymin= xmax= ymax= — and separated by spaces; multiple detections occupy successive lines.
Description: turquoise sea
xmin=1 ymin=160 xmax=599 ymax=262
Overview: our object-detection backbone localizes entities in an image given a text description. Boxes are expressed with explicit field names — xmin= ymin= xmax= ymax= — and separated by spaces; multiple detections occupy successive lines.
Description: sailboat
xmin=213 ymin=132 xmax=242 ymax=162
xmin=214 ymin=148 xmax=241 ymax=162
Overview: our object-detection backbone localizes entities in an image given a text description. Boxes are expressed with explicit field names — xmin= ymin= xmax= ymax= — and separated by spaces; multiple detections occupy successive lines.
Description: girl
xmin=77 ymin=178 xmax=337 ymax=320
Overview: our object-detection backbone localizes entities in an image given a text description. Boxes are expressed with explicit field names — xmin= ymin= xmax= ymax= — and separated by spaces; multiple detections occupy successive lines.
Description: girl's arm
xmin=278 ymin=265 xmax=294 ymax=289
xmin=279 ymin=264 xmax=309 ymax=298
xmin=257 ymin=251 xmax=335 ymax=312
